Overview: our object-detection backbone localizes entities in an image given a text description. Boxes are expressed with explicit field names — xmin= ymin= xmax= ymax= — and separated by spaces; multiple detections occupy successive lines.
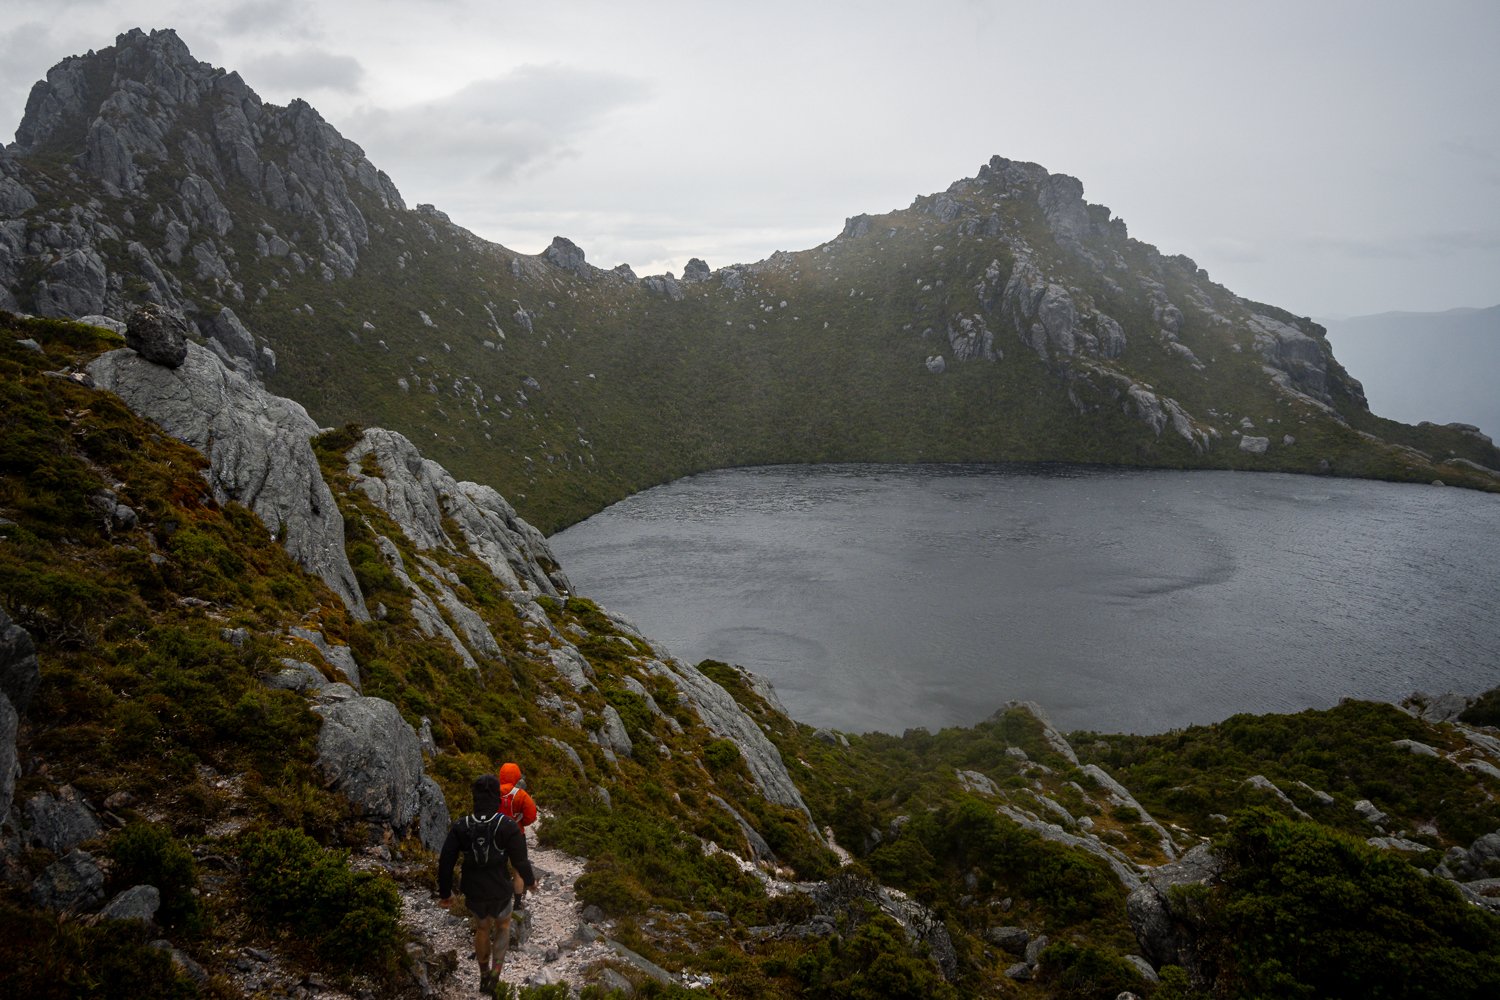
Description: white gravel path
xmin=399 ymin=815 xmax=615 ymax=996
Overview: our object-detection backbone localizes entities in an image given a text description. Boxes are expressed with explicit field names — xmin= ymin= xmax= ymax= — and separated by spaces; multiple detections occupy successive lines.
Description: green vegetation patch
xmin=1211 ymin=809 xmax=1500 ymax=999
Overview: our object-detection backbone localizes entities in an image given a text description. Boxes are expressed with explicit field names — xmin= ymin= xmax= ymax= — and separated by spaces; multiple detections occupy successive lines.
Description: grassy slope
xmin=4 ymin=312 xmax=1500 ymax=997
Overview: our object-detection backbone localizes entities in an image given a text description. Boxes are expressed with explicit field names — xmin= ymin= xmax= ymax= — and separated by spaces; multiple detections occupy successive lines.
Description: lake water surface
xmin=550 ymin=465 xmax=1500 ymax=735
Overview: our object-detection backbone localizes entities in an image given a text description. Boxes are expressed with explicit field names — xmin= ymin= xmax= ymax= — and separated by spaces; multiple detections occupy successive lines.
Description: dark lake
xmin=549 ymin=465 xmax=1500 ymax=735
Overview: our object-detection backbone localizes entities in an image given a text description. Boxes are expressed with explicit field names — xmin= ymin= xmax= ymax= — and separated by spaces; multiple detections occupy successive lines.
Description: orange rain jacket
xmin=497 ymin=761 xmax=537 ymax=828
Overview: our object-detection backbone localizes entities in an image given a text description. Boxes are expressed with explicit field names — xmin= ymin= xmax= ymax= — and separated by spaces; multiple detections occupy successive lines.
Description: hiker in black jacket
xmin=438 ymin=774 xmax=537 ymax=993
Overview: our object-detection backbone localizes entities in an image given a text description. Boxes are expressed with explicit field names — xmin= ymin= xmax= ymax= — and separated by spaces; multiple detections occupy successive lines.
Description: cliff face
xmin=2 ymin=29 xmax=1498 ymax=535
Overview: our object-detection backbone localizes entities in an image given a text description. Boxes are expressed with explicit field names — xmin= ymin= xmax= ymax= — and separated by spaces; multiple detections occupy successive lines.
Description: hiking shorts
xmin=467 ymin=894 xmax=514 ymax=921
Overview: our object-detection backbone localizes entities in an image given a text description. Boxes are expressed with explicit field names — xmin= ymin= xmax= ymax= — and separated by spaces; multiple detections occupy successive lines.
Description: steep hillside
xmin=4 ymin=308 xmax=1500 ymax=997
xmin=2 ymin=29 xmax=1497 ymax=532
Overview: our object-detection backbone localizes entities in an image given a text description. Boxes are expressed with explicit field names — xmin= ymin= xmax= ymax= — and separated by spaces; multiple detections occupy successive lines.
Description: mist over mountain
xmin=1323 ymin=306 xmax=1500 ymax=441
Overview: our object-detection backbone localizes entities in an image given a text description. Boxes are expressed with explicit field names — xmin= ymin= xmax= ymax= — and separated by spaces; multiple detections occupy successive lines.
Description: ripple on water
xmin=552 ymin=465 xmax=1500 ymax=734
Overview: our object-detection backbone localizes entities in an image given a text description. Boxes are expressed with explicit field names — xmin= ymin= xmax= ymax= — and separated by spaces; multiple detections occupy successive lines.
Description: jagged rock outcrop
xmin=641 ymin=657 xmax=813 ymax=822
xmin=681 ymin=257 xmax=711 ymax=283
xmin=4 ymin=27 xmax=403 ymax=321
xmin=946 ymin=314 xmax=997 ymax=362
xmin=543 ymin=236 xmax=589 ymax=275
xmin=200 ymin=305 xmax=260 ymax=374
xmin=1124 ymin=383 xmax=1210 ymax=451
xmin=287 ymin=627 xmax=362 ymax=690
xmin=1082 ymin=764 xmax=1179 ymax=860
xmin=591 ymin=705 xmax=635 ymax=760
xmin=1126 ymin=843 xmax=1222 ymax=989
xmin=87 ymin=338 xmax=369 ymax=618
xmin=641 ymin=274 xmax=684 ymax=301
xmin=313 ymin=695 xmax=450 ymax=851
xmin=1001 ymin=259 xmax=1078 ymax=360
xmin=345 ymin=427 xmax=568 ymax=597
xmin=1247 ymin=313 xmax=1345 ymax=408
xmin=841 ymin=214 xmax=873 ymax=239
xmin=371 ymin=535 xmax=482 ymax=671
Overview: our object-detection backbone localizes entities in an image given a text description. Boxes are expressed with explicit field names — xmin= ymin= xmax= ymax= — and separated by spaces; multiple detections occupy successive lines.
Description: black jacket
xmin=437 ymin=812 xmax=534 ymax=901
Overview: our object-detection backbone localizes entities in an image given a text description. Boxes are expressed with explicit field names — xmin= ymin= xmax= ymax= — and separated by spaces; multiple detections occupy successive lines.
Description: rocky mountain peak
xmin=2 ymin=27 xmax=403 ymax=328
xmin=13 ymin=28 xmax=210 ymax=157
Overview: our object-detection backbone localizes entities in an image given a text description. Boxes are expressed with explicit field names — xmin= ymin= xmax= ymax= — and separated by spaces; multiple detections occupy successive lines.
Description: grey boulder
xmin=30 ymin=850 xmax=105 ymax=911
xmin=314 ymin=695 xmax=449 ymax=850
xmin=0 ymin=605 xmax=40 ymax=712
xmin=99 ymin=884 xmax=161 ymax=923
xmin=23 ymin=785 xmax=102 ymax=854
xmin=1126 ymin=843 xmax=1221 ymax=991
xmin=0 ymin=694 xmax=16 ymax=827
xmin=125 ymin=305 xmax=191 ymax=368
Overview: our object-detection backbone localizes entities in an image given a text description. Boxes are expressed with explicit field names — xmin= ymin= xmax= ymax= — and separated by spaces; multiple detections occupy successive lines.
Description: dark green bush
xmin=703 ymin=738 xmax=742 ymax=772
xmin=1213 ymin=809 xmax=1500 ymax=998
xmin=1459 ymin=687 xmax=1500 ymax=728
xmin=0 ymin=901 xmax=199 ymax=999
xmin=1035 ymin=941 xmax=1146 ymax=1000
xmin=549 ymin=801 xmax=767 ymax=918
xmin=239 ymin=828 xmax=402 ymax=972
xmin=774 ymin=915 xmax=959 ymax=999
xmin=107 ymin=822 xmax=205 ymax=934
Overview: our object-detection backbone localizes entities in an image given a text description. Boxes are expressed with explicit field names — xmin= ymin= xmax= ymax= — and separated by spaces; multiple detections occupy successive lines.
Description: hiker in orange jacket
xmin=497 ymin=761 xmax=537 ymax=908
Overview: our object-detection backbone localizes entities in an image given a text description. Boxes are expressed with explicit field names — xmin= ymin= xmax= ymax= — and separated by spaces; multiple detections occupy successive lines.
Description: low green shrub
xmin=107 ymin=822 xmax=205 ymax=934
xmin=0 ymin=901 xmax=200 ymax=999
xmin=1212 ymin=809 xmax=1500 ymax=998
xmin=702 ymin=738 xmax=742 ymax=773
xmin=238 ymin=828 xmax=402 ymax=972
xmin=1459 ymin=687 xmax=1500 ymax=728
xmin=770 ymin=914 xmax=960 ymax=999
xmin=1035 ymin=941 xmax=1147 ymax=1000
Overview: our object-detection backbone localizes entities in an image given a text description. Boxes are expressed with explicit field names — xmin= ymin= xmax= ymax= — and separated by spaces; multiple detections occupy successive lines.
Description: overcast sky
xmin=2 ymin=0 xmax=1497 ymax=318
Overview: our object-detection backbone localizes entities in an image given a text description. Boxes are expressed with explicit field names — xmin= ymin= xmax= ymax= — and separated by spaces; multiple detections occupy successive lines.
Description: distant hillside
xmin=1323 ymin=306 xmax=1500 ymax=441
xmin=2 ymin=28 xmax=1498 ymax=534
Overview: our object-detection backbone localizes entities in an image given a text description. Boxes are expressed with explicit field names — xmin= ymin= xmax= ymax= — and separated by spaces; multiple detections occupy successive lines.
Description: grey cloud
xmin=242 ymin=49 xmax=364 ymax=94
xmin=1419 ymin=230 xmax=1500 ymax=255
xmin=222 ymin=1 xmax=309 ymax=38
xmin=1202 ymin=237 xmax=1265 ymax=264
xmin=1297 ymin=230 xmax=1500 ymax=261
xmin=348 ymin=64 xmax=651 ymax=183
xmin=1297 ymin=234 xmax=1419 ymax=261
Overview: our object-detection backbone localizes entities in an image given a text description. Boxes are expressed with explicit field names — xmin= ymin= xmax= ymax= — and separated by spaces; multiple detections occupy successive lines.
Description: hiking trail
xmin=399 ymin=814 xmax=615 ymax=995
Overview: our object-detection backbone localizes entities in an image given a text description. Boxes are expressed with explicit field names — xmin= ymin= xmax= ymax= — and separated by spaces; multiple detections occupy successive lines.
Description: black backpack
xmin=462 ymin=812 xmax=509 ymax=868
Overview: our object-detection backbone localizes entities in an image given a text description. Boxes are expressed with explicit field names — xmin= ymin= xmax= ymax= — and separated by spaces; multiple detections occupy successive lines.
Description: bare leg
xmin=490 ymin=915 xmax=513 ymax=977
xmin=473 ymin=915 xmax=497 ymax=971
